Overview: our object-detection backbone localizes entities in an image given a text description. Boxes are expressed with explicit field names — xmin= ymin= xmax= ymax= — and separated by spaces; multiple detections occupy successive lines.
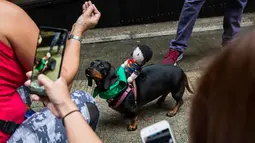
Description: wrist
xmin=57 ymin=99 xmax=78 ymax=118
xmin=71 ymin=23 xmax=87 ymax=37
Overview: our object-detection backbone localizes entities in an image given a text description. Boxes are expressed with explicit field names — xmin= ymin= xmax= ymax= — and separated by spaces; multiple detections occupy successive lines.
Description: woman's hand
xmin=25 ymin=72 xmax=102 ymax=143
xmin=25 ymin=71 xmax=78 ymax=118
xmin=73 ymin=1 xmax=101 ymax=36
xmin=59 ymin=1 xmax=101 ymax=88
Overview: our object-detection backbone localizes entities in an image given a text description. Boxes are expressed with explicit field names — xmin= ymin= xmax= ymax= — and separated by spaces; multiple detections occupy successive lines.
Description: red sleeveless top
xmin=0 ymin=40 xmax=26 ymax=142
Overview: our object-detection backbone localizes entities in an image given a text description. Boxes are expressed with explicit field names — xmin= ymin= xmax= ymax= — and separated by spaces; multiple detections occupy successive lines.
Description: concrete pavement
xmin=30 ymin=19 xmax=253 ymax=142
xmin=70 ymin=28 xmax=244 ymax=142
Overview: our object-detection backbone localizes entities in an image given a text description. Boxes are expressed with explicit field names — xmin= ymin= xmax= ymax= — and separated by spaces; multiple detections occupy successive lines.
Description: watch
xmin=68 ymin=34 xmax=82 ymax=42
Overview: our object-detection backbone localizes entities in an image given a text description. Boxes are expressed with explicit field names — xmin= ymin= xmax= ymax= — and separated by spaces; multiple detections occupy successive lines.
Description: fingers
xmin=82 ymin=1 xmax=88 ymax=14
xmin=88 ymin=1 xmax=94 ymax=16
xmin=84 ymin=4 xmax=94 ymax=16
xmin=90 ymin=5 xmax=95 ymax=16
xmin=31 ymin=94 xmax=50 ymax=106
xmin=92 ymin=4 xmax=100 ymax=15
xmin=30 ymin=94 xmax=40 ymax=101
xmin=88 ymin=1 xmax=92 ymax=7
xmin=92 ymin=4 xmax=100 ymax=19
xmin=83 ymin=4 xmax=86 ymax=12
xmin=83 ymin=1 xmax=88 ymax=10
xmin=25 ymin=71 xmax=32 ymax=87
xmin=37 ymin=74 xmax=53 ymax=89
xmin=83 ymin=1 xmax=91 ymax=12
xmin=83 ymin=1 xmax=98 ymax=16
xmin=26 ymin=71 xmax=32 ymax=79
xmin=24 ymin=80 xmax=31 ymax=87
xmin=83 ymin=8 xmax=86 ymax=14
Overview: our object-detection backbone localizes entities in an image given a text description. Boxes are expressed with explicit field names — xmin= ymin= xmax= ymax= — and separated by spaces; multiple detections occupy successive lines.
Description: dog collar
xmin=93 ymin=66 xmax=127 ymax=100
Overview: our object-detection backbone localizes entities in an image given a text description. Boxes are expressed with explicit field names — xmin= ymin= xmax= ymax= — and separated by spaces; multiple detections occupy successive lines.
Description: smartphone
xmin=29 ymin=26 xmax=68 ymax=96
xmin=140 ymin=120 xmax=176 ymax=143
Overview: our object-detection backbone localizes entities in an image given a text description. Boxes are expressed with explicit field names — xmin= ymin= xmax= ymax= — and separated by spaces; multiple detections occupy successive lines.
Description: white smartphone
xmin=140 ymin=120 xmax=176 ymax=143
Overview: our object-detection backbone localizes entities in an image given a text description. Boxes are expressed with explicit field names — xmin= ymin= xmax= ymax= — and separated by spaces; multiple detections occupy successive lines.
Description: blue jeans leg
xmin=57 ymin=33 xmax=67 ymax=53
xmin=49 ymin=32 xmax=61 ymax=53
xmin=170 ymin=0 xmax=206 ymax=52
xmin=222 ymin=0 xmax=248 ymax=43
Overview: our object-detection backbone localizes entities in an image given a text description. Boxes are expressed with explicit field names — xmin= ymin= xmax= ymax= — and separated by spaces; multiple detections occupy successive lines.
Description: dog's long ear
xmin=104 ymin=67 xmax=117 ymax=90
xmin=87 ymin=77 xmax=93 ymax=87
xmin=85 ymin=70 xmax=93 ymax=87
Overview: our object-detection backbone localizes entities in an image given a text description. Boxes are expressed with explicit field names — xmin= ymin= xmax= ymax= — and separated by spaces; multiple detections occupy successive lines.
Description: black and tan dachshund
xmin=85 ymin=60 xmax=193 ymax=131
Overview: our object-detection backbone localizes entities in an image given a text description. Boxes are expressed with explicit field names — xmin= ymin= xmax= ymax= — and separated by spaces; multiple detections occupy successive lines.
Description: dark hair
xmin=189 ymin=29 xmax=255 ymax=143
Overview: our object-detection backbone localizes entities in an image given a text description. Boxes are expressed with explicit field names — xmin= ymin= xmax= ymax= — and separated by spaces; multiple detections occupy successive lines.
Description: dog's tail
xmin=184 ymin=73 xmax=194 ymax=94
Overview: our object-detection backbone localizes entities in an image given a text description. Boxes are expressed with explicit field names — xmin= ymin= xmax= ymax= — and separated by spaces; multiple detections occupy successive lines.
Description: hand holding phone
xmin=140 ymin=120 xmax=176 ymax=143
xmin=29 ymin=26 xmax=68 ymax=96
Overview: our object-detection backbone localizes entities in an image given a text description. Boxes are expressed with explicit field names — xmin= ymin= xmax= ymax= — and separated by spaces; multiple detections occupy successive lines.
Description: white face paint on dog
xmin=132 ymin=47 xmax=145 ymax=65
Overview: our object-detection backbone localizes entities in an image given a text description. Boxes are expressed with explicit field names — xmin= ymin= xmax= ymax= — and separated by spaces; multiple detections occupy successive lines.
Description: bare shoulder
xmin=0 ymin=1 xmax=26 ymax=18
xmin=0 ymin=1 xmax=39 ymax=71
xmin=0 ymin=1 xmax=26 ymax=45
xmin=0 ymin=0 xmax=38 ymax=45
xmin=0 ymin=1 xmax=37 ymax=34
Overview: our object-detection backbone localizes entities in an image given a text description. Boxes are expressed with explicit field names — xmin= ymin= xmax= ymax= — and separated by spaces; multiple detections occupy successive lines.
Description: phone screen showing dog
xmin=144 ymin=128 xmax=174 ymax=143
xmin=30 ymin=28 xmax=67 ymax=96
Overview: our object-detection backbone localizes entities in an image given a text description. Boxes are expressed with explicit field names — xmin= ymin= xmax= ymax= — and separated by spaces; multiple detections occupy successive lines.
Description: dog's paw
xmin=127 ymin=124 xmax=137 ymax=131
xmin=166 ymin=111 xmax=177 ymax=117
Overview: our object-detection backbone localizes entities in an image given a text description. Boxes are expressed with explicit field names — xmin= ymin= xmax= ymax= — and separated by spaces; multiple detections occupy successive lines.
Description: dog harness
xmin=93 ymin=66 xmax=138 ymax=108
xmin=111 ymin=82 xmax=137 ymax=109
xmin=93 ymin=66 xmax=127 ymax=100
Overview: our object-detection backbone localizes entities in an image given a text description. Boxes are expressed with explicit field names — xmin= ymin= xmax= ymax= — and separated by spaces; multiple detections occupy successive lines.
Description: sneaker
xmin=161 ymin=49 xmax=183 ymax=65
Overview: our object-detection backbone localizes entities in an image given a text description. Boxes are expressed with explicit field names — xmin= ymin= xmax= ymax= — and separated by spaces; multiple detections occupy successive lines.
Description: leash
xmin=113 ymin=85 xmax=132 ymax=108
xmin=132 ymin=80 xmax=137 ymax=105
xmin=111 ymin=81 xmax=138 ymax=109
xmin=109 ymin=81 xmax=152 ymax=122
